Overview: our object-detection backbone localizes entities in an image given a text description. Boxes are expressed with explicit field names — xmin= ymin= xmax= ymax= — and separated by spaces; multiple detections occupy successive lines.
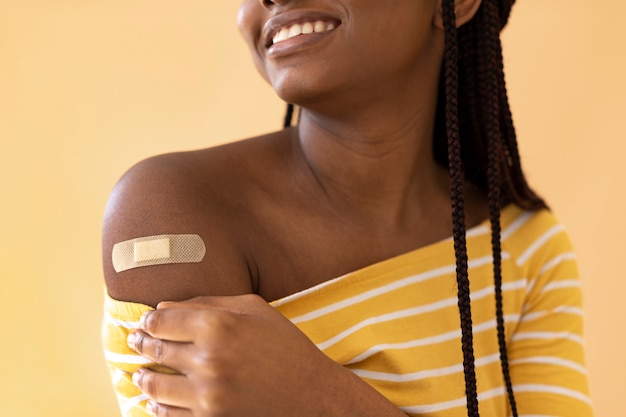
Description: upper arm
xmin=102 ymin=154 xmax=254 ymax=307
xmin=507 ymin=214 xmax=593 ymax=416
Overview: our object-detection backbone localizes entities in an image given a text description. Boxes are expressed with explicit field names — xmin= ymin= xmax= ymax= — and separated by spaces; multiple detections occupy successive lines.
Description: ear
xmin=433 ymin=0 xmax=483 ymax=30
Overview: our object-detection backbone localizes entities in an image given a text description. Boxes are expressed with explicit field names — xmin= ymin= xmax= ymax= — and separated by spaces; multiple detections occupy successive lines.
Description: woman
xmin=101 ymin=0 xmax=593 ymax=416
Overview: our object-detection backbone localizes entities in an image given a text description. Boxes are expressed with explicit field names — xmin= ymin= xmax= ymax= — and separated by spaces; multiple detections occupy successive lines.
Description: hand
xmin=127 ymin=294 xmax=344 ymax=417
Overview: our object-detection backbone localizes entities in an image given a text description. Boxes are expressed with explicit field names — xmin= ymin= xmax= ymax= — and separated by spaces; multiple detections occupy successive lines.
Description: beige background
xmin=1 ymin=1 xmax=623 ymax=416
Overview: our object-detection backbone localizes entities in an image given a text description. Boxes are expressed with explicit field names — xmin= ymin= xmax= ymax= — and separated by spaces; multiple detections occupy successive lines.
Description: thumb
xmin=157 ymin=294 xmax=271 ymax=316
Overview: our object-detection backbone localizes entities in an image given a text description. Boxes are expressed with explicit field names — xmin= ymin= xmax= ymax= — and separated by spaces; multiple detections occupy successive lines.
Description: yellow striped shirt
xmin=102 ymin=205 xmax=592 ymax=416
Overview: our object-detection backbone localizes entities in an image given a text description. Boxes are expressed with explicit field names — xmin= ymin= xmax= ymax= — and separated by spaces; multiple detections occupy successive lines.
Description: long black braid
xmin=284 ymin=103 xmax=295 ymax=129
xmin=438 ymin=0 xmax=546 ymax=416
xmin=283 ymin=1 xmax=546 ymax=416
xmin=442 ymin=0 xmax=482 ymax=415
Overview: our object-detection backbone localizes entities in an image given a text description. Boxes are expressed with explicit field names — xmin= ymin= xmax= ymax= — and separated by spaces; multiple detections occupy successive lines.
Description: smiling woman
xmin=100 ymin=0 xmax=592 ymax=416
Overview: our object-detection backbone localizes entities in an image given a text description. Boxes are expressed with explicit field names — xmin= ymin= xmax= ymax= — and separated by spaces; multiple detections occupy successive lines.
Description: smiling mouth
xmin=267 ymin=20 xmax=339 ymax=47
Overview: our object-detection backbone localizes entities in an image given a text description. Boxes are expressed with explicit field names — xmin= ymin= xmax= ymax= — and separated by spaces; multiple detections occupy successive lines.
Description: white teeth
xmin=288 ymin=24 xmax=303 ymax=38
xmin=272 ymin=20 xmax=337 ymax=45
xmin=274 ymin=27 xmax=289 ymax=44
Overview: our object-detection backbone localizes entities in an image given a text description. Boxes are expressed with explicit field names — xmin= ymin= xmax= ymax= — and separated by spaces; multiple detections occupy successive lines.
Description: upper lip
xmin=262 ymin=10 xmax=341 ymax=48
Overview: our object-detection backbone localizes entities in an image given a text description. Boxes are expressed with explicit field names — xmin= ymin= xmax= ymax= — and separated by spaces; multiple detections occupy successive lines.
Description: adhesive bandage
xmin=112 ymin=234 xmax=206 ymax=273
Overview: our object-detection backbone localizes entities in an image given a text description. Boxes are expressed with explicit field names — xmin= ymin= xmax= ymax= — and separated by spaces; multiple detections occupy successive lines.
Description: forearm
xmin=308 ymin=353 xmax=408 ymax=417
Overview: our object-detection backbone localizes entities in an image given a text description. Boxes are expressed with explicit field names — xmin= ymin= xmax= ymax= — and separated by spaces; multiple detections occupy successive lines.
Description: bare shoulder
xmin=102 ymin=131 xmax=292 ymax=307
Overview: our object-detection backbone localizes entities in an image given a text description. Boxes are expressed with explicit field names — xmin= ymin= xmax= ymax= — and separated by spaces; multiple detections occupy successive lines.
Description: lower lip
xmin=266 ymin=30 xmax=337 ymax=59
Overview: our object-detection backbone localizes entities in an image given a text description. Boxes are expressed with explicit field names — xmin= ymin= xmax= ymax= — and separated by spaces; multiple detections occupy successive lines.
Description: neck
xmin=293 ymin=84 xmax=450 ymax=230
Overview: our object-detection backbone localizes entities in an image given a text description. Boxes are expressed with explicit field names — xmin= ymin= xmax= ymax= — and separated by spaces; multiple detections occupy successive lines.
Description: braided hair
xmin=284 ymin=1 xmax=546 ymax=416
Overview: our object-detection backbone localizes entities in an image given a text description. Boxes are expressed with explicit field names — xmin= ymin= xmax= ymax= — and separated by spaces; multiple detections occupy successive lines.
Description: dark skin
xmin=103 ymin=0 xmax=485 ymax=415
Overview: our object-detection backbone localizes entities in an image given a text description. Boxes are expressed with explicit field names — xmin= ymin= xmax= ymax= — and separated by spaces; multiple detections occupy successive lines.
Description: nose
xmin=260 ymin=0 xmax=289 ymax=8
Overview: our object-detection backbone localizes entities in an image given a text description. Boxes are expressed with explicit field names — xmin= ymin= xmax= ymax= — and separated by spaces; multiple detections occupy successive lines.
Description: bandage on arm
xmin=112 ymin=234 xmax=206 ymax=273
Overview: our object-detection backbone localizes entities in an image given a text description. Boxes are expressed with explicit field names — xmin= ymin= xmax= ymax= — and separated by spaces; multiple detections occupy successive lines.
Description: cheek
xmin=236 ymin=1 xmax=262 ymax=54
xmin=237 ymin=1 xmax=271 ymax=83
xmin=237 ymin=2 xmax=255 ymax=41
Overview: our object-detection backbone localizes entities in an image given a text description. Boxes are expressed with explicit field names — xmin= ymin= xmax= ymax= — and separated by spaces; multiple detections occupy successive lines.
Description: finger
xmin=128 ymin=329 xmax=194 ymax=371
xmin=133 ymin=368 xmax=194 ymax=409
xmin=139 ymin=307 xmax=238 ymax=342
xmin=157 ymin=293 xmax=268 ymax=316
xmin=146 ymin=401 xmax=192 ymax=417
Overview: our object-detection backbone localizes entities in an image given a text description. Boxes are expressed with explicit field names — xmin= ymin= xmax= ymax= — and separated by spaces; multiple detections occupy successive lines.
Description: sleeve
xmin=101 ymin=293 xmax=164 ymax=417
xmin=507 ymin=213 xmax=593 ymax=417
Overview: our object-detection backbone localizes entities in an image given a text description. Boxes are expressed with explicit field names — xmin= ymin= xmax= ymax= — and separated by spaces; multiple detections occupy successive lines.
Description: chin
xmin=268 ymin=68 xmax=347 ymax=111
xmin=270 ymin=75 xmax=320 ymax=107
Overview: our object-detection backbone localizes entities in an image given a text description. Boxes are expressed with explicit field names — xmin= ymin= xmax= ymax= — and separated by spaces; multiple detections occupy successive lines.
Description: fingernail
xmin=140 ymin=311 xmax=152 ymax=330
xmin=156 ymin=301 xmax=173 ymax=309
xmin=132 ymin=370 xmax=142 ymax=387
xmin=127 ymin=331 xmax=138 ymax=350
xmin=146 ymin=400 xmax=157 ymax=415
